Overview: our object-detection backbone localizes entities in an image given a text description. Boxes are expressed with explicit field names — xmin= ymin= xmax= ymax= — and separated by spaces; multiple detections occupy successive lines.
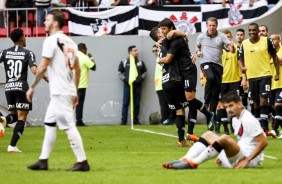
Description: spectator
xmin=35 ymin=0 xmax=52 ymax=26
xmin=75 ymin=43 xmax=96 ymax=126
xmin=259 ymin=25 xmax=268 ymax=37
xmin=0 ymin=0 xmax=5 ymax=28
xmin=98 ymin=0 xmax=121 ymax=7
xmin=6 ymin=0 xmax=29 ymax=30
xmin=118 ymin=45 xmax=147 ymax=125
xmin=71 ymin=0 xmax=98 ymax=8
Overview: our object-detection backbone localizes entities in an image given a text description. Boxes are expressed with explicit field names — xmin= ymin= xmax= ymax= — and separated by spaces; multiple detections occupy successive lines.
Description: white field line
xmin=132 ymin=127 xmax=278 ymax=160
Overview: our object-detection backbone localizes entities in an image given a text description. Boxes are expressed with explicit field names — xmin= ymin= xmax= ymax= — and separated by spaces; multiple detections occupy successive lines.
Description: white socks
xmin=65 ymin=127 xmax=87 ymax=162
xmin=192 ymin=145 xmax=220 ymax=165
xmin=39 ymin=125 xmax=57 ymax=160
xmin=183 ymin=142 xmax=207 ymax=160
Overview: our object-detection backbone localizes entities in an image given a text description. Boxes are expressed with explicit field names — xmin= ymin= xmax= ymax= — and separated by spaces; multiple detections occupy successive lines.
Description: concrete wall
xmin=0 ymin=3 xmax=281 ymax=125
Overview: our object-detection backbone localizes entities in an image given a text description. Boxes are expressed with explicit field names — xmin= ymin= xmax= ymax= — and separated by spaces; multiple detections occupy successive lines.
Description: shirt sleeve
xmin=196 ymin=34 xmax=201 ymax=47
xmin=243 ymin=116 xmax=263 ymax=138
xmin=0 ymin=50 xmax=4 ymax=63
xmin=268 ymin=38 xmax=276 ymax=56
xmin=84 ymin=56 xmax=94 ymax=69
xmin=27 ymin=51 xmax=37 ymax=68
xmin=42 ymin=37 xmax=55 ymax=59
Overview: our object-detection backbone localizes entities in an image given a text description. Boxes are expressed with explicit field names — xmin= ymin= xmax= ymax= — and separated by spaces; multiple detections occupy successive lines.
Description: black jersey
xmin=167 ymin=37 xmax=193 ymax=72
xmin=0 ymin=46 xmax=37 ymax=92
xmin=160 ymin=38 xmax=182 ymax=84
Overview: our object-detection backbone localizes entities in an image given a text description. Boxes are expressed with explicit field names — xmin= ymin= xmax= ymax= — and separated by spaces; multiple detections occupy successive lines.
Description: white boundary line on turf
xmin=132 ymin=128 xmax=278 ymax=160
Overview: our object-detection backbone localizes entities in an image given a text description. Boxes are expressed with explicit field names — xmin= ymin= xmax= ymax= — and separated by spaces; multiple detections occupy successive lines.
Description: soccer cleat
xmin=0 ymin=123 xmax=5 ymax=138
xmin=162 ymin=158 xmax=197 ymax=170
xmin=186 ymin=133 xmax=199 ymax=142
xmin=268 ymin=130 xmax=277 ymax=138
xmin=177 ymin=140 xmax=191 ymax=147
xmin=7 ymin=145 xmax=22 ymax=152
xmin=162 ymin=160 xmax=182 ymax=169
xmin=27 ymin=160 xmax=48 ymax=170
xmin=67 ymin=160 xmax=90 ymax=171
xmin=208 ymin=112 xmax=215 ymax=131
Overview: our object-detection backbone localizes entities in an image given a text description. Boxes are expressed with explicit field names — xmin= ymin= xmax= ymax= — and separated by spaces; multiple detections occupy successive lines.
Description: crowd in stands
xmin=0 ymin=0 xmax=279 ymax=37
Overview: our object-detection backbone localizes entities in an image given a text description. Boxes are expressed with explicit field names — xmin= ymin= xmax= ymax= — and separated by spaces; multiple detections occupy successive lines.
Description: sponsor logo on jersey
xmin=5 ymin=82 xmax=23 ymax=90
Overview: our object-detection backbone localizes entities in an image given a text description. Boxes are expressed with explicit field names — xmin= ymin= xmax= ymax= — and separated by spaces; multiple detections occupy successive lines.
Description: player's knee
xmin=218 ymin=134 xmax=231 ymax=144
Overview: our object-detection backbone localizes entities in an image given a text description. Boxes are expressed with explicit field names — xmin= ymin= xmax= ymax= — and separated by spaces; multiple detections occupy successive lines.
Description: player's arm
xmin=235 ymin=132 xmax=268 ymax=168
xmin=26 ymin=57 xmax=50 ymax=102
xmin=158 ymin=53 xmax=174 ymax=64
xmin=87 ymin=53 xmax=96 ymax=71
xmin=73 ymin=57 xmax=80 ymax=90
xmin=268 ymin=38 xmax=280 ymax=80
xmin=167 ymin=30 xmax=188 ymax=41
xmin=195 ymin=45 xmax=202 ymax=58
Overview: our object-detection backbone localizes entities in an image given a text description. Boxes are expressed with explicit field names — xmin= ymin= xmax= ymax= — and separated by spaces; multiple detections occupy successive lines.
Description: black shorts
xmin=249 ymin=76 xmax=271 ymax=101
xmin=5 ymin=91 xmax=32 ymax=111
xmin=273 ymin=88 xmax=282 ymax=104
xmin=181 ymin=64 xmax=197 ymax=92
xmin=220 ymin=82 xmax=240 ymax=98
xmin=162 ymin=81 xmax=188 ymax=110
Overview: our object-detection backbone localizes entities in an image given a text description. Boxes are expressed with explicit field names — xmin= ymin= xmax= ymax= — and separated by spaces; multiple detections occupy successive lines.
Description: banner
xmin=67 ymin=6 xmax=139 ymax=36
xmin=139 ymin=6 xmax=202 ymax=35
xmin=67 ymin=0 xmax=269 ymax=36
xmin=201 ymin=0 xmax=268 ymax=32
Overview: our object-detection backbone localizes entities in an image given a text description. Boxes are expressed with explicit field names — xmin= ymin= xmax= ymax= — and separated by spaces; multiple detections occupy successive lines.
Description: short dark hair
xmin=149 ymin=27 xmax=159 ymax=42
xmin=10 ymin=28 xmax=24 ymax=43
xmin=48 ymin=10 xmax=65 ymax=29
xmin=158 ymin=18 xmax=176 ymax=30
xmin=128 ymin=45 xmax=136 ymax=53
xmin=78 ymin=43 xmax=86 ymax=51
xmin=236 ymin=28 xmax=245 ymax=34
xmin=249 ymin=23 xmax=259 ymax=29
xmin=206 ymin=17 xmax=218 ymax=25
xmin=222 ymin=30 xmax=231 ymax=34
xmin=221 ymin=91 xmax=241 ymax=103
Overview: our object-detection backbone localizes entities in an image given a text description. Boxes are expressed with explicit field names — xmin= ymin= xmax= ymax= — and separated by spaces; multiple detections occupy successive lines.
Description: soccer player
xmin=196 ymin=17 xmax=235 ymax=126
xmin=158 ymin=18 xmax=214 ymax=132
xmin=75 ymin=43 xmax=96 ymax=126
xmin=150 ymin=27 xmax=191 ymax=147
xmin=162 ymin=91 xmax=268 ymax=169
xmin=239 ymin=23 xmax=280 ymax=135
xmin=0 ymin=28 xmax=47 ymax=152
xmin=26 ymin=10 xmax=90 ymax=171
xmin=268 ymin=34 xmax=282 ymax=138
xmin=216 ymin=30 xmax=241 ymax=135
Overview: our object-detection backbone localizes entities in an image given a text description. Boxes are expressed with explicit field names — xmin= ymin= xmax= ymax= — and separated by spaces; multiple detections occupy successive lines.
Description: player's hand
xmin=241 ymin=78 xmax=248 ymax=91
xmin=26 ymin=88 xmax=34 ymax=103
xmin=87 ymin=53 xmax=93 ymax=58
xmin=274 ymin=74 xmax=279 ymax=81
xmin=156 ymin=38 xmax=164 ymax=48
xmin=73 ymin=95 xmax=79 ymax=107
xmin=43 ymin=75 xmax=49 ymax=83
xmin=240 ymin=67 xmax=247 ymax=73
xmin=196 ymin=51 xmax=202 ymax=58
xmin=234 ymin=159 xmax=249 ymax=169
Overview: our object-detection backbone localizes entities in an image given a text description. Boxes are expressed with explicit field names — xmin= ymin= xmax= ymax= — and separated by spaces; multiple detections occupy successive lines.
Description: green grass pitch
xmin=0 ymin=124 xmax=282 ymax=184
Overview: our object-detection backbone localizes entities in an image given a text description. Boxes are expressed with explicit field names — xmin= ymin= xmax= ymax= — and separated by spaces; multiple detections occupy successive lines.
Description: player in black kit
xmin=0 ymin=28 xmax=47 ymax=152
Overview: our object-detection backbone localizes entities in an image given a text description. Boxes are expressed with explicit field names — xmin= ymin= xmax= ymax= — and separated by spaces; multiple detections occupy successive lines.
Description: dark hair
xmin=128 ymin=45 xmax=136 ymax=53
xmin=78 ymin=43 xmax=87 ymax=51
xmin=249 ymin=23 xmax=259 ymax=29
xmin=158 ymin=18 xmax=176 ymax=30
xmin=10 ymin=28 xmax=24 ymax=43
xmin=48 ymin=10 xmax=65 ymax=29
xmin=149 ymin=27 xmax=159 ymax=42
xmin=206 ymin=17 xmax=218 ymax=26
xmin=259 ymin=25 xmax=268 ymax=32
xmin=221 ymin=91 xmax=241 ymax=103
xmin=236 ymin=28 xmax=245 ymax=34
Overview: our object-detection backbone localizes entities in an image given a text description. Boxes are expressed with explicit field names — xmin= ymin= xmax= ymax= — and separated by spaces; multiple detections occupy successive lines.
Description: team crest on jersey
xmin=169 ymin=12 xmax=198 ymax=34
xmin=90 ymin=19 xmax=116 ymax=36
xmin=228 ymin=3 xmax=243 ymax=26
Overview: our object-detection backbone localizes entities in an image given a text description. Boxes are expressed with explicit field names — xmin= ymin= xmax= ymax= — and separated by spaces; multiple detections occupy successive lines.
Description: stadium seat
xmin=0 ymin=28 xmax=9 ymax=38
xmin=64 ymin=11 xmax=69 ymax=23
xmin=33 ymin=27 xmax=46 ymax=37
xmin=62 ymin=26 xmax=69 ymax=36
xmin=10 ymin=27 xmax=32 ymax=37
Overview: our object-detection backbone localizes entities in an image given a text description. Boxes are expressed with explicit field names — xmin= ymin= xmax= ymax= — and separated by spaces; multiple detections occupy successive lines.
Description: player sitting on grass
xmin=162 ymin=91 xmax=268 ymax=169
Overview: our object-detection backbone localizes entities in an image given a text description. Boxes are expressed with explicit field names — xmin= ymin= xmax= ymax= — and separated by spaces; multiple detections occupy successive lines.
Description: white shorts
xmin=44 ymin=95 xmax=76 ymax=130
xmin=218 ymin=148 xmax=263 ymax=168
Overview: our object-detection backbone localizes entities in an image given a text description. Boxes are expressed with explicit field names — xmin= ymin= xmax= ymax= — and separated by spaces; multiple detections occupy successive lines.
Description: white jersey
xmin=232 ymin=109 xmax=264 ymax=161
xmin=42 ymin=31 xmax=77 ymax=96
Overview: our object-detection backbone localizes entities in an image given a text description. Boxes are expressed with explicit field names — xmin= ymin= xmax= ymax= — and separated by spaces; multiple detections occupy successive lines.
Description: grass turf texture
xmin=0 ymin=124 xmax=282 ymax=184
